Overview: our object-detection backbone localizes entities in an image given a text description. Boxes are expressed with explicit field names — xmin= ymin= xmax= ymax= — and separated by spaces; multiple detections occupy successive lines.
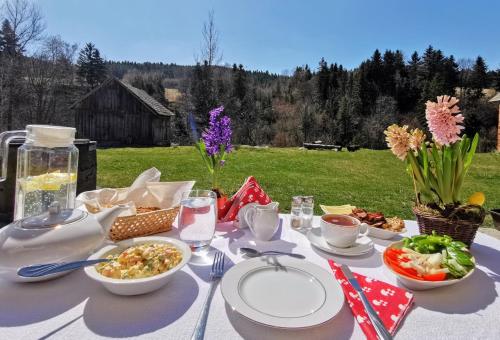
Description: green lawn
xmin=97 ymin=147 xmax=500 ymax=226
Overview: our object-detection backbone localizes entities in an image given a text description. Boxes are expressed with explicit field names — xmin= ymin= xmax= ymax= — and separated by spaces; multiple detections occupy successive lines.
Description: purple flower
xmin=202 ymin=106 xmax=233 ymax=156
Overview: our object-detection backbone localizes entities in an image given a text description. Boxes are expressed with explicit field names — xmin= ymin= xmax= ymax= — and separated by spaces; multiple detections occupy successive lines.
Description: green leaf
xmin=431 ymin=144 xmax=442 ymax=174
xmin=430 ymin=144 xmax=445 ymax=204
xmin=421 ymin=144 xmax=429 ymax=179
xmin=407 ymin=152 xmax=434 ymax=203
xmin=196 ymin=140 xmax=214 ymax=174
xmin=460 ymin=136 xmax=469 ymax=160
xmin=442 ymin=146 xmax=453 ymax=204
xmin=464 ymin=133 xmax=479 ymax=170
xmin=449 ymin=142 xmax=460 ymax=203
xmin=453 ymin=151 xmax=464 ymax=202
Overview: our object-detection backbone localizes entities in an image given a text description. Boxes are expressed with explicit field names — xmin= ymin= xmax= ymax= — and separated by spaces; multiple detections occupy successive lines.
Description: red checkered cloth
xmin=218 ymin=176 xmax=272 ymax=222
xmin=329 ymin=260 xmax=414 ymax=339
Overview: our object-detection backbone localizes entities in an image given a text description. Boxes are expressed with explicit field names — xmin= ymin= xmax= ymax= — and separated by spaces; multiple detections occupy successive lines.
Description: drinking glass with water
xmin=178 ymin=190 xmax=217 ymax=253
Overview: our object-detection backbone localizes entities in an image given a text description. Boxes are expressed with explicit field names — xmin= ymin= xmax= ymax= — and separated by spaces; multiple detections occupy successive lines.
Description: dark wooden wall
xmin=74 ymin=80 xmax=171 ymax=146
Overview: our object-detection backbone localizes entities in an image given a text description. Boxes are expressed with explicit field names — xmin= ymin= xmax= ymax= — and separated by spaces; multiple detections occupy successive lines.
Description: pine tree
xmin=91 ymin=47 xmax=107 ymax=83
xmin=333 ymin=73 xmax=362 ymax=145
xmin=408 ymin=51 xmax=421 ymax=81
xmin=422 ymin=45 xmax=445 ymax=82
xmin=369 ymin=49 xmax=383 ymax=86
xmin=441 ymin=55 xmax=459 ymax=95
xmin=470 ymin=56 xmax=488 ymax=100
xmin=317 ymin=58 xmax=330 ymax=104
xmin=382 ymin=49 xmax=396 ymax=96
xmin=232 ymin=64 xmax=247 ymax=101
xmin=189 ymin=61 xmax=217 ymax=128
xmin=0 ymin=20 xmax=20 ymax=56
xmin=395 ymin=52 xmax=421 ymax=113
xmin=76 ymin=42 xmax=108 ymax=88
xmin=0 ymin=19 xmax=24 ymax=130
xmin=394 ymin=50 xmax=406 ymax=75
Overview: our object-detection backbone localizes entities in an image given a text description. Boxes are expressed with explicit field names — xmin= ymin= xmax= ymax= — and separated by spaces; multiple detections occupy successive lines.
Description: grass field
xmin=97 ymin=147 xmax=500 ymax=226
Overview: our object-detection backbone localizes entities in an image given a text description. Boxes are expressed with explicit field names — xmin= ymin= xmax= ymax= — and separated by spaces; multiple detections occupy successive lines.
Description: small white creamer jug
xmin=244 ymin=202 xmax=280 ymax=241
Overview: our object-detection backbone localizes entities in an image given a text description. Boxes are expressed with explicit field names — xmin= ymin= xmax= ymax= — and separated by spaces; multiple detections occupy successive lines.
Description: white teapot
xmin=0 ymin=202 xmax=127 ymax=282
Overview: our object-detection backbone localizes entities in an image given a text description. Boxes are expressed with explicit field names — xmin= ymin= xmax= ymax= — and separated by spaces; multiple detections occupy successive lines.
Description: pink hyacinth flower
xmin=425 ymin=95 xmax=464 ymax=146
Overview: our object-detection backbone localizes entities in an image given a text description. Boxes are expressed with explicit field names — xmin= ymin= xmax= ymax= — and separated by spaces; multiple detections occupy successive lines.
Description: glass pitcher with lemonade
xmin=0 ymin=125 xmax=79 ymax=220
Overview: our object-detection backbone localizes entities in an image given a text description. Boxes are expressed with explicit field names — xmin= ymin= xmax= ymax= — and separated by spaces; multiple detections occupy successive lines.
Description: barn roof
xmin=489 ymin=93 xmax=500 ymax=103
xmin=71 ymin=77 xmax=174 ymax=117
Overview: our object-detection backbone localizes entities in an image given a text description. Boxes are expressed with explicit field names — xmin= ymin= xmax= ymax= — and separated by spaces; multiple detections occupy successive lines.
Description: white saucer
xmin=307 ymin=228 xmax=374 ymax=256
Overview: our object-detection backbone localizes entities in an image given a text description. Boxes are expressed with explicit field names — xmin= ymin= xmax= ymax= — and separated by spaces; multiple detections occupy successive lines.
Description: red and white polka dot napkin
xmin=218 ymin=176 xmax=272 ymax=221
xmin=329 ymin=260 xmax=414 ymax=339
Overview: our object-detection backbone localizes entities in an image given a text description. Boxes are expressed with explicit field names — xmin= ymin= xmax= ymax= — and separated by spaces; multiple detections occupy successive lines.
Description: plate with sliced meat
xmin=350 ymin=208 xmax=406 ymax=239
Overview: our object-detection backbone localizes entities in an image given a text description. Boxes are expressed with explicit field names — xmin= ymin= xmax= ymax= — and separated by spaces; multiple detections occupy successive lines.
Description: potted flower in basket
xmin=384 ymin=95 xmax=485 ymax=246
xmin=190 ymin=106 xmax=233 ymax=211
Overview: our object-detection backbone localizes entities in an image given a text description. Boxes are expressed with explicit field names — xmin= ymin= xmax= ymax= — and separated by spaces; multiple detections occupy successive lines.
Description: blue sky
xmin=38 ymin=0 xmax=500 ymax=73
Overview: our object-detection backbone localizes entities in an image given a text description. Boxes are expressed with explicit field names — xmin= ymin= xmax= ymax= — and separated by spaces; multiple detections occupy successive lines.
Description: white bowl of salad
xmin=85 ymin=236 xmax=191 ymax=295
xmin=383 ymin=233 xmax=475 ymax=290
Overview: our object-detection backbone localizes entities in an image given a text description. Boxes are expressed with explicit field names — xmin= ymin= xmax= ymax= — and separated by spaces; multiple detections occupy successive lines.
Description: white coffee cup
xmin=244 ymin=202 xmax=280 ymax=241
xmin=320 ymin=214 xmax=369 ymax=248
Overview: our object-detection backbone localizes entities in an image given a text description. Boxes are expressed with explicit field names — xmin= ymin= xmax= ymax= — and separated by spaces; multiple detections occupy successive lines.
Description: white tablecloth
xmin=1 ymin=215 xmax=500 ymax=339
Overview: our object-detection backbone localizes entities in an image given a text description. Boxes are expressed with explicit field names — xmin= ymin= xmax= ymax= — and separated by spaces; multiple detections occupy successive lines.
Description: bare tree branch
xmin=3 ymin=0 xmax=45 ymax=52
xmin=200 ymin=9 xmax=222 ymax=67
xmin=26 ymin=36 xmax=76 ymax=123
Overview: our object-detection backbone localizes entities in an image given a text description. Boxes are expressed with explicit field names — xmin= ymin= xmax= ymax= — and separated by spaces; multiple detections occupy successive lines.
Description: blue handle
xmin=18 ymin=259 xmax=110 ymax=277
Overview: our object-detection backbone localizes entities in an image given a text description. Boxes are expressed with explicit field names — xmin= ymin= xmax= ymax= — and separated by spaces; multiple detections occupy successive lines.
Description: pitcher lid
xmin=19 ymin=202 xmax=86 ymax=229
xmin=26 ymin=125 xmax=76 ymax=148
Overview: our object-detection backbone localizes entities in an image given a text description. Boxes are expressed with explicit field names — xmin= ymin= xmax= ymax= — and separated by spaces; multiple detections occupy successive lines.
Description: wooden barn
xmin=71 ymin=77 xmax=174 ymax=146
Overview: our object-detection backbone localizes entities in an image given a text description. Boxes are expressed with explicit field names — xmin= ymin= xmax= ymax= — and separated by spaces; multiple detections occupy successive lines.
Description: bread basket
xmin=77 ymin=171 xmax=195 ymax=241
xmin=108 ymin=206 xmax=180 ymax=241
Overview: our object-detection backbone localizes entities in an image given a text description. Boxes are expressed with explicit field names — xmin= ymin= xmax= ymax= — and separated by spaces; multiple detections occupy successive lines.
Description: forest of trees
xmin=1 ymin=1 xmax=499 ymax=151
xmin=108 ymin=47 xmax=499 ymax=151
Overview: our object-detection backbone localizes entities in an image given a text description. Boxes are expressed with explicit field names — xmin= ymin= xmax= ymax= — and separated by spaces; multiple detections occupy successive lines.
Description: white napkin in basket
xmin=76 ymin=167 xmax=195 ymax=216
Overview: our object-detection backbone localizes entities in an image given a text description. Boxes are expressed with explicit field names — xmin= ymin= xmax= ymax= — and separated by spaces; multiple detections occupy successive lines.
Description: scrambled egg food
xmin=96 ymin=243 xmax=182 ymax=279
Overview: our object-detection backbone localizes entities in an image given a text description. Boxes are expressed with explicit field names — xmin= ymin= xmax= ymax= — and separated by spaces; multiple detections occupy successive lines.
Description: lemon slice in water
xmin=19 ymin=172 xmax=77 ymax=192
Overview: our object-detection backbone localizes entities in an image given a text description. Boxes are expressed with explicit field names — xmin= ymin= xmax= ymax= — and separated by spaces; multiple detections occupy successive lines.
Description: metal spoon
xmin=240 ymin=247 xmax=305 ymax=259
xmin=17 ymin=259 xmax=110 ymax=278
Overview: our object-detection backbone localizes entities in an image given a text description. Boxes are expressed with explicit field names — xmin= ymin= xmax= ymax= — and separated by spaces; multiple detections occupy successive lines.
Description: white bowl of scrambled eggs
xmin=85 ymin=236 xmax=191 ymax=295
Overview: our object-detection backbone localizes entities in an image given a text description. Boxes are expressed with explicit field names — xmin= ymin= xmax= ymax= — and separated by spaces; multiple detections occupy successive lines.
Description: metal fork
xmin=191 ymin=251 xmax=225 ymax=340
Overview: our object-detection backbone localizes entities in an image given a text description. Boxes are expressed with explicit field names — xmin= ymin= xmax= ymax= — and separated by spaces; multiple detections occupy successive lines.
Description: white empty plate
xmin=221 ymin=257 xmax=344 ymax=328
xmin=307 ymin=228 xmax=374 ymax=256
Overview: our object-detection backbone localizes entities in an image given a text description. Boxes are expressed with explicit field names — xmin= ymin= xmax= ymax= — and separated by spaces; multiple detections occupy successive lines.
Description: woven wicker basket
xmin=413 ymin=206 xmax=481 ymax=247
xmin=108 ymin=207 xmax=180 ymax=241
